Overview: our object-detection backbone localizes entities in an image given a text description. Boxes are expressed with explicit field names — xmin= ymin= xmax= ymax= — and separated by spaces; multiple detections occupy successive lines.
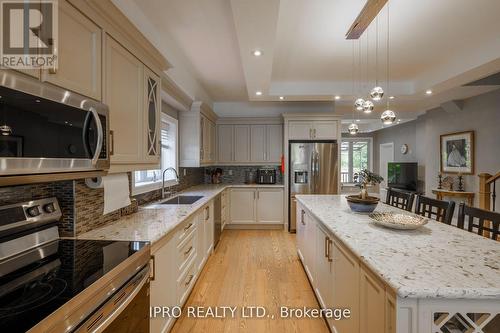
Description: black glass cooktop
xmin=0 ymin=239 xmax=148 ymax=333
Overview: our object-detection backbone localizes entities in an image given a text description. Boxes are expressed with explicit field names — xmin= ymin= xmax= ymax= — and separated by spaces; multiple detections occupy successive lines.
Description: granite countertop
xmin=295 ymin=195 xmax=500 ymax=300
xmin=77 ymin=184 xmax=283 ymax=244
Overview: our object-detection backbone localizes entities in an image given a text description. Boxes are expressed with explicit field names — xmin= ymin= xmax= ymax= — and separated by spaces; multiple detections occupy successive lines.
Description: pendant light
xmin=349 ymin=42 xmax=359 ymax=135
xmin=381 ymin=3 xmax=396 ymax=125
xmin=354 ymin=39 xmax=365 ymax=111
xmin=370 ymin=16 xmax=384 ymax=101
xmin=362 ymin=32 xmax=373 ymax=113
xmin=0 ymin=100 xmax=11 ymax=136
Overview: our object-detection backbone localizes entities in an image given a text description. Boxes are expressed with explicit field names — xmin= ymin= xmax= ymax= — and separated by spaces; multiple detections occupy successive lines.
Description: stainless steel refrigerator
xmin=289 ymin=141 xmax=338 ymax=232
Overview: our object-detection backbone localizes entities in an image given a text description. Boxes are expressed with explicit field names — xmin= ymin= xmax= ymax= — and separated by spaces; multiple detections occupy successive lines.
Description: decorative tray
xmin=369 ymin=212 xmax=428 ymax=230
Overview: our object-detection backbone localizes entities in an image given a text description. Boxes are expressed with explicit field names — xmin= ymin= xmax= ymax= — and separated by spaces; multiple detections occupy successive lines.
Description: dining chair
xmin=457 ymin=203 xmax=500 ymax=241
xmin=414 ymin=195 xmax=455 ymax=225
xmin=385 ymin=188 xmax=415 ymax=211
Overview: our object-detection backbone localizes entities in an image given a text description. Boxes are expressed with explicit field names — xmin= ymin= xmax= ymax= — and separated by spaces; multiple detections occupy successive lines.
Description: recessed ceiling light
xmin=279 ymin=96 xmax=284 ymax=100
xmin=356 ymin=119 xmax=360 ymax=122
xmin=389 ymin=96 xmax=395 ymax=100
xmin=252 ymin=50 xmax=262 ymax=57
xmin=334 ymin=95 xmax=340 ymax=100
xmin=255 ymin=91 xmax=262 ymax=96
xmin=35 ymin=99 xmax=41 ymax=103
xmin=426 ymin=89 xmax=433 ymax=95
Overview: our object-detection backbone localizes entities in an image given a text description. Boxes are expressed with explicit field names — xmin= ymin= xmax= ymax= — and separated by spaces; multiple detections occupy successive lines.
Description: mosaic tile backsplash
xmin=204 ymin=165 xmax=283 ymax=184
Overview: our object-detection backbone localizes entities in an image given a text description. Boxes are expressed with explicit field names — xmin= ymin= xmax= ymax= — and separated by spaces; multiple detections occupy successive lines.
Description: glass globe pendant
xmin=370 ymin=86 xmax=384 ymax=101
xmin=348 ymin=123 xmax=359 ymax=135
xmin=354 ymin=98 xmax=365 ymax=111
xmin=0 ymin=124 xmax=12 ymax=136
xmin=381 ymin=109 xmax=396 ymax=124
xmin=362 ymin=100 xmax=374 ymax=113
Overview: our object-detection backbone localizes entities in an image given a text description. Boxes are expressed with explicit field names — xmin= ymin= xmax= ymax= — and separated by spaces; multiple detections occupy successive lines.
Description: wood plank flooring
xmin=170 ymin=229 xmax=329 ymax=333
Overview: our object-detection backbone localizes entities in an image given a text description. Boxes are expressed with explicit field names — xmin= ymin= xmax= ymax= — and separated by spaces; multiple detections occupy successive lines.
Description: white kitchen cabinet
xmin=250 ymin=125 xmax=266 ymax=162
xmin=266 ymin=124 xmax=283 ymax=162
xmin=105 ymin=35 xmax=143 ymax=164
xmin=234 ymin=125 xmax=250 ymax=162
xmin=256 ymin=188 xmax=283 ymax=224
xmin=230 ymin=188 xmax=256 ymax=224
xmin=296 ymin=204 xmax=316 ymax=284
xmin=203 ymin=202 xmax=214 ymax=257
xmin=296 ymin=202 xmax=306 ymax=262
xmin=315 ymin=222 xmax=334 ymax=309
xmin=43 ymin=0 xmax=102 ymax=100
xmin=179 ymin=102 xmax=217 ymax=167
xmin=360 ymin=264 xmax=386 ymax=333
xmin=150 ymin=234 xmax=176 ymax=333
xmin=217 ymin=125 xmax=233 ymax=163
xmin=288 ymin=120 xmax=337 ymax=140
xmin=143 ymin=67 xmax=161 ymax=163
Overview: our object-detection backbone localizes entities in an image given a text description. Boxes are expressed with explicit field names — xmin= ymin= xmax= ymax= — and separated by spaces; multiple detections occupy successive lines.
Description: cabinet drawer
xmin=177 ymin=258 xmax=197 ymax=306
xmin=177 ymin=229 xmax=196 ymax=273
xmin=176 ymin=217 xmax=196 ymax=245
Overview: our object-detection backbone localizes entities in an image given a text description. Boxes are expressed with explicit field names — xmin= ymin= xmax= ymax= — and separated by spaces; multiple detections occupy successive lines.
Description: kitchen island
xmin=295 ymin=195 xmax=500 ymax=333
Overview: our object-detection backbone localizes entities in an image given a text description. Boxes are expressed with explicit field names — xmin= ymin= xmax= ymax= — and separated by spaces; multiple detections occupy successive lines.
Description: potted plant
xmin=346 ymin=169 xmax=384 ymax=213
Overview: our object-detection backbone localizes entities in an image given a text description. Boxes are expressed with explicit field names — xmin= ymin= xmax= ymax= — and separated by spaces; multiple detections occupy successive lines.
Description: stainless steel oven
xmin=0 ymin=69 xmax=110 ymax=176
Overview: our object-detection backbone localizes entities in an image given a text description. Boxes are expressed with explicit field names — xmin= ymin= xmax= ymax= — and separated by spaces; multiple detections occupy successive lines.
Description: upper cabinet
xmin=42 ymin=0 xmax=102 ymax=100
xmin=288 ymin=120 xmax=338 ymax=140
xmin=179 ymin=102 xmax=217 ymax=167
xmin=105 ymin=35 xmax=160 ymax=168
xmin=216 ymin=119 xmax=283 ymax=165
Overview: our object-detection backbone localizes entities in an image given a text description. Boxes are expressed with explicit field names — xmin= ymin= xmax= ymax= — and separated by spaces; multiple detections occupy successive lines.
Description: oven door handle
xmin=89 ymin=107 xmax=103 ymax=166
xmin=77 ymin=266 xmax=149 ymax=333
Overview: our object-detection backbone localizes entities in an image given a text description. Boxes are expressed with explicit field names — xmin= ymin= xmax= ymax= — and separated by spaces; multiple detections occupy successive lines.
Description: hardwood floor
xmin=170 ymin=229 xmax=329 ymax=333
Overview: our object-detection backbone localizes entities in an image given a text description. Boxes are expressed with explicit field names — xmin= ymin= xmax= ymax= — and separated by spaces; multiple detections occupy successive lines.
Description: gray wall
xmin=371 ymin=88 xmax=500 ymax=208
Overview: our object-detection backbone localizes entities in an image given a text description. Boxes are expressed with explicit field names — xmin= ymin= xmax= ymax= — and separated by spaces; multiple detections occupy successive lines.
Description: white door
xmin=250 ymin=125 xmax=266 ymax=162
xmin=234 ymin=125 xmax=250 ymax=162
xmin=256 ymin=188 xmax=283 ymax=224
xmin=312 ymin=121 xmax=337 ymax=140
xmin=379 ymin=142 xmax=394 ymax=199
xmin=217 ymin=125 xmax=233 ymax=162
xmin=266 ymin=124 xmax=283 ymax=162
xmin=288 ymin=121 xmax=312 ymax=140
xmin=230 ymin=189 xmax=256 ymax=223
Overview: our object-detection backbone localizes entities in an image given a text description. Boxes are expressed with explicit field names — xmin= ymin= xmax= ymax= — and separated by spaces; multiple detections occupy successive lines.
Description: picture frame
xmin=0 ymin=135 xmax=23 ymax=157
xmin=440 ymin=131 xmax=474 ymax=174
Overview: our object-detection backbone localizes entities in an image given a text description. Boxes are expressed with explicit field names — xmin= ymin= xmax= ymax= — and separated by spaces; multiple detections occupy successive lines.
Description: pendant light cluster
xmin=351 ymin=3 xmax=396 ymax=125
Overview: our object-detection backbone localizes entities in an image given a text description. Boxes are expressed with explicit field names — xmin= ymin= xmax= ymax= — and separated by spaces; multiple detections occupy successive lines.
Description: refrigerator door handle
xmin=315 ymin=151 xmax=320 ymax=193
xmin=310 ymin=149 xmax=315 ymax=193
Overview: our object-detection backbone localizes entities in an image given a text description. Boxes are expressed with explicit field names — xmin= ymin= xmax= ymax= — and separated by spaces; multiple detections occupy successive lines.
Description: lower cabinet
xmin=296 ymin=202 xmax=395 ymax=333
xmin=150 ymin=201 xmax=214 ymax=333
xmin=229 ymin=187 xmax=284 ymax=225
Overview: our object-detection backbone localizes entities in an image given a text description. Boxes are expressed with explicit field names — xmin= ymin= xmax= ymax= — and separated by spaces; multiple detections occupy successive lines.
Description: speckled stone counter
xmin=77 ymin=184 xmax=283 ymax=244
xmin=295 ymin=195 xmax=500 ymax=300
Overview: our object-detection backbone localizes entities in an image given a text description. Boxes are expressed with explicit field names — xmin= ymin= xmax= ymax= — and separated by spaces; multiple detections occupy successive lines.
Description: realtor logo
xmin=0 ymin=0 xmax=58 ymax=69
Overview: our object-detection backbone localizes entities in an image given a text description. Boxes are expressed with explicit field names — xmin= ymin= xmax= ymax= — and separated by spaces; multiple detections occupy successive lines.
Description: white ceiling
xmin=115 ymin=0 xmax=500 ymax=119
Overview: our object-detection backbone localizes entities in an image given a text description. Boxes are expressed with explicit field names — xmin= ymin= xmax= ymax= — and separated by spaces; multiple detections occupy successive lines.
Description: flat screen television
xmin=387 ymin=162 xmax=418 ymax=191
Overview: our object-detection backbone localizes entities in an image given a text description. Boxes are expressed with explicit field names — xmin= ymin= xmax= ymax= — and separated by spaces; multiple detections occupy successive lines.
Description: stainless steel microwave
xmin=0 ymin=70 xmax=110 ymax=176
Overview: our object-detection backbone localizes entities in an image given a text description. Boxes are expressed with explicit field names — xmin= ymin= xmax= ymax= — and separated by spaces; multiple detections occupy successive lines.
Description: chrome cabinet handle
xmin=185 ymin=274 xmax=194 ymax=286
xmin=324 ymin=236 xmax=329 ymax=258
xmin=89 ymin=107 xmax=103 ymax=166
xmin=313 ymin=128 xmax=317 ymax=138
xmin=184 ymin=246 xmax=193 ymax=256
xmin=327 ymin=238 xmax=333 ymax=262
xmin=184 ymin=223 xmax=193 ymax=231
xmin=301 ymin=210 xmax=305 ymax=225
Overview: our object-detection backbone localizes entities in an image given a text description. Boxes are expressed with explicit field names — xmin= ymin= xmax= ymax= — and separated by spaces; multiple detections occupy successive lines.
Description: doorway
xmin=379 ymin=142 xmax=394 ymax=199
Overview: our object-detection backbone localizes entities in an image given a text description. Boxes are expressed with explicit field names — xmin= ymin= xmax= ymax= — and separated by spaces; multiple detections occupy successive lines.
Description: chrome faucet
xmin=162 ymin=167 xmax=180 ymax=199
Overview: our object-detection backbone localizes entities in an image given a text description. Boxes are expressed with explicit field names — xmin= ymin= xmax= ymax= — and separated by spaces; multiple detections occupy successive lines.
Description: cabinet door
xmin=315 ymin=224 xmax=334 ymax=310
xmin=250 ymin=125 xmax=266 ymax=162
xmin=203 ymin=203 xmax=214 ymax=256
xmin=360 ymin=266 xmax=386 ymax=333
xmin=266 ymin=124 xmax=283 ymax=162
xmin=43 ymin=1 xmax=102 ymax=100
xmin=209 ymin=121 xmax=216 ymax=162
xmin=150 ymin=237 xmax=176 ymax=333
xmin=230 ymin=188 xmax=256 ymax=223
xmin=143 ymin=67 xmax=160 ymax=163
xmin=288 ymin=121 xmax=312 ymax=140
xmin=217 ymin=125 xmax=233 ymax=162
xmin=201 ymin=115 xmax=211 ymax=163
xmin=296 ymin=203 xmax=306 ymax=262
xmin=105 ymin=35 xmax=143 ymax=164
xmin=234 ymin=125 xmax=250 ymax=162
xmin=332 ymin=240 xmax=360 ymax=333
xmin=312 ymin=121 xmax=337 ymax=140
xmin=196 ymin=211 xmax=206 ymax=272
xmin=256 ymin=188 xmax=283 ymax=223
xmin=303 ymin=212 xmax=316 ymax=284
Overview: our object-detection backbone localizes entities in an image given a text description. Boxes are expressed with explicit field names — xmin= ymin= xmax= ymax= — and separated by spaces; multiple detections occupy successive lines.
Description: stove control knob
xmin=26 ymin=206 xmax=40 ymax=217
xmin=43 ymin=203 xmax=56 ymax=213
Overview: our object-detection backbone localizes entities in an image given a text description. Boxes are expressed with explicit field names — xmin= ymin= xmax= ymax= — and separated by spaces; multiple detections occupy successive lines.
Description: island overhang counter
xmin=295 ymin=194 xmax=500 ymax=333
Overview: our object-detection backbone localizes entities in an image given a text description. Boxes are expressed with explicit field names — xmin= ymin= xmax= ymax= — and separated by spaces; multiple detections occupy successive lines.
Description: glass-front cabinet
xmin=143 ymin=67 xmax=161 ymax=163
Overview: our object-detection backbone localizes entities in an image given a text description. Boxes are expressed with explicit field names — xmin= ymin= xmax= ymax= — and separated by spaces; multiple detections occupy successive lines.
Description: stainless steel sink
xmin=160 ymin=195 xmax=204 ymax=205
